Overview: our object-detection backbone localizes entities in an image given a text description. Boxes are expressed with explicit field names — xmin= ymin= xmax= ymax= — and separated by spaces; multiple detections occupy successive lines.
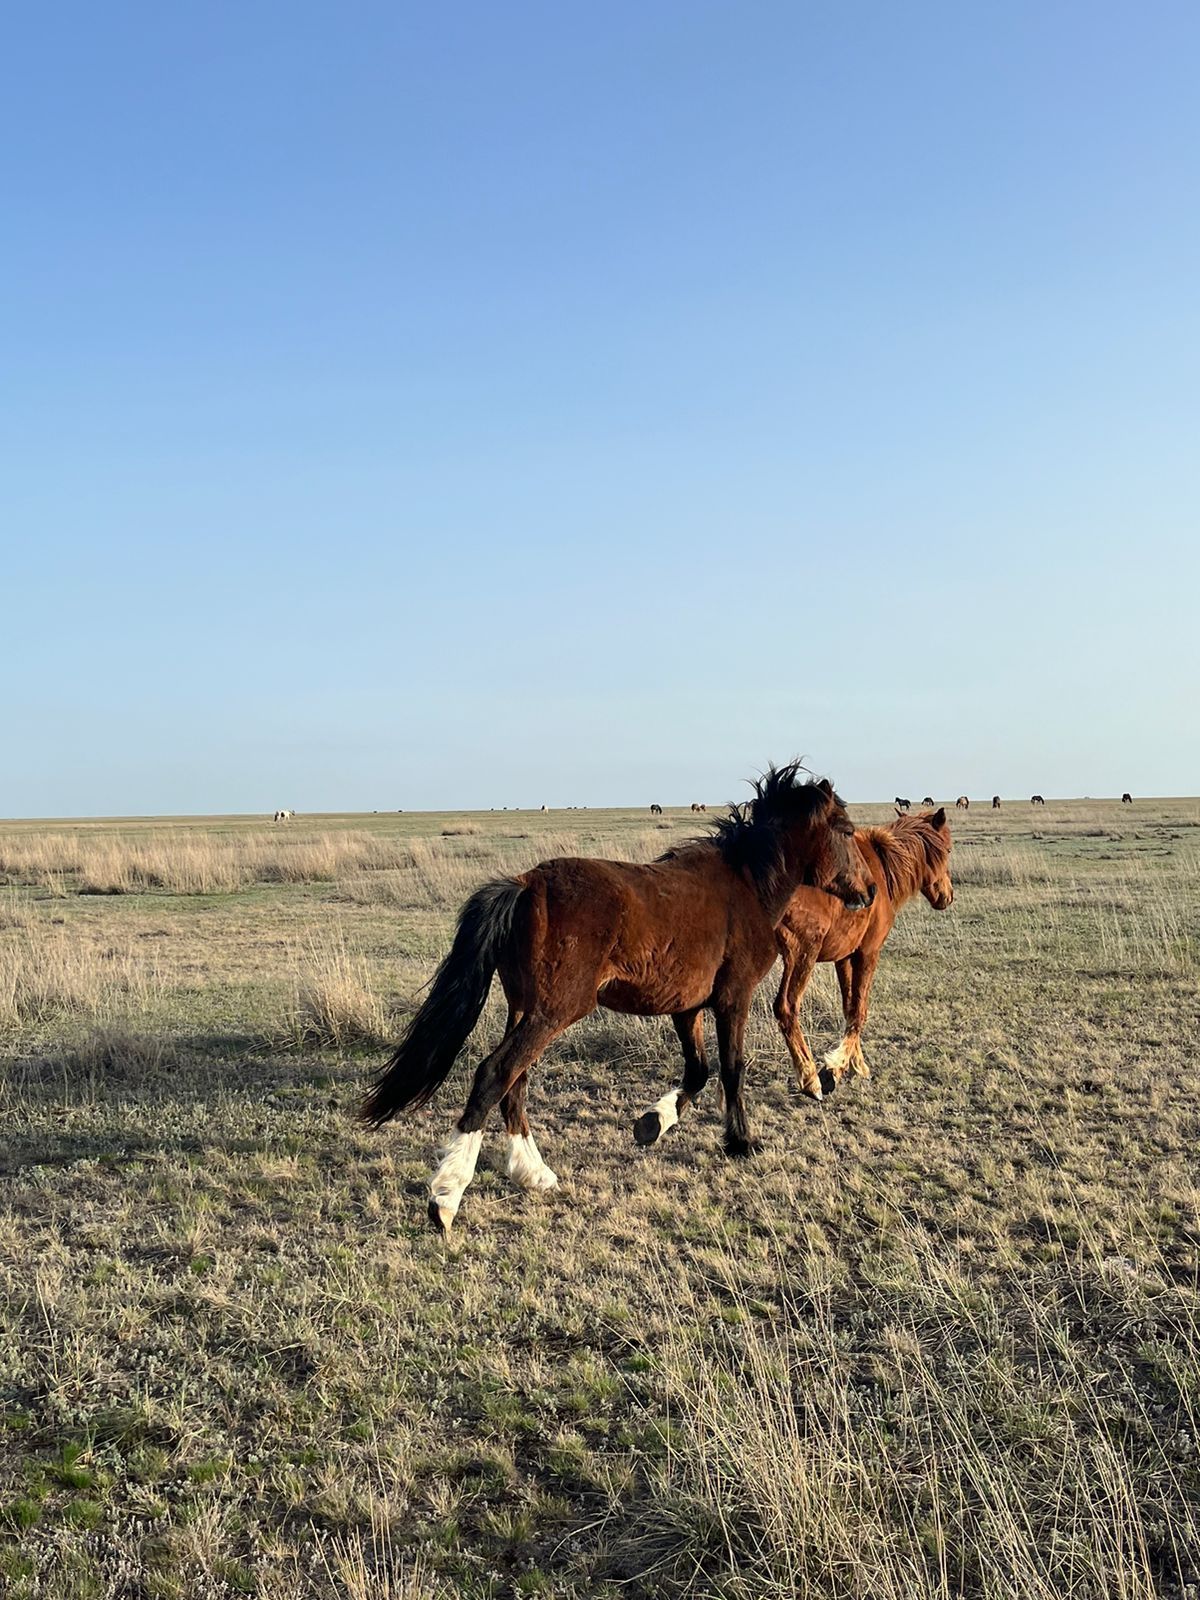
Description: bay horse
xmin=894 ymin=797 xmax=911 ymax=812
xmin=956 ymin=796 xmax=970 ymax=809
xmin=1122 ymin=792 xmax=1133 ymax=804
xmin=992 ymin=795 xmax=1001 ymax=809
xmin=922 ymin=796 xmax=935 ymax=807
xmin=650 ymin=803 xmax=663 ymax=815
xmin=1031 ymin=794 xmax=1045 ymax=806
xmin=362 ymin=764 xmax=875 ymax=1231
xmin=774 ymin=808 xmax=954 ymax=1099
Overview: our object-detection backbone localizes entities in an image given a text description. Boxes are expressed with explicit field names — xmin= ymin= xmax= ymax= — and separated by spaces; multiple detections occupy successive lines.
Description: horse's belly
xmin=598 ymin=977 xmax=709 ymax=1016
xmin=825 ymin=928 xmax=870 ymax=960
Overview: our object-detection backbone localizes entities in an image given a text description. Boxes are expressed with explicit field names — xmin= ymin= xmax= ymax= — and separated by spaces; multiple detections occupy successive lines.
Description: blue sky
xmin=4 ymin=2 xmax=1197 ymax=814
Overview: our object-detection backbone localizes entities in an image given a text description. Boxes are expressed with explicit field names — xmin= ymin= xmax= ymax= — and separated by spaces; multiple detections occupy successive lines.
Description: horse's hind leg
xmin=633 ymin=1007 xmax=709 ymax=1146
xmin=823 ymin=951 xmax=877 ymax=1091
xmin=773 ymin=936 xmax=822 ymax=1100
xmin=429 ymin=1013 xmax=565 ymax=1233
xmin=495 ymin=1005 xmax=557 ymax=1192
xmin=501 ymin=1068 xmax=559 ymax=1193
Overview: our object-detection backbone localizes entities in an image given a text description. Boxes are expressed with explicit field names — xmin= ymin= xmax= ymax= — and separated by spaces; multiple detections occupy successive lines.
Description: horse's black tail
xmin=361 ymin=877 xmax=526 ymax=1125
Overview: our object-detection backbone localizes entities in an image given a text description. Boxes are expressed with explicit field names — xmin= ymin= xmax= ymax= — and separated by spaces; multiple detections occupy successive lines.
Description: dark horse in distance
xmin=363 ymin=764 xmax=875 ymax=1231
xmin=774 ymin=809 xmax=954 ymax=1098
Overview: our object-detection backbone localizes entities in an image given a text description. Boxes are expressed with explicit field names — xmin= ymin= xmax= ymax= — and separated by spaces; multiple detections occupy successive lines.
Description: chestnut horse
xmin=773 ymin=808 xmax=953 ymax=1099
xmin=362 ymin=764 xmax=875 ymax=1231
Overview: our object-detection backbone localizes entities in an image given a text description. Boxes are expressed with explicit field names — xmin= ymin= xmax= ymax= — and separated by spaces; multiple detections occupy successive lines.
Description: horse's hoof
xmin=799 ymin=1076 xmax=824 ymax=1101
xmin=428 ymin=1199 xmax=455 ymax=1234
xmin=633 ymin=1110 xmax=662 ymax=1146
xmin=818 ymin=1068 xmax=839 ymax=1098
xmin=723 ymin=1134 xmax=763 ymax=1159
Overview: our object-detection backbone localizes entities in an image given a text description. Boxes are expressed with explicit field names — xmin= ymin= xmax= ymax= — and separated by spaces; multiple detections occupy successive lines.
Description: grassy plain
xmin=1 ymin=798 xmax=1197 ymax=1599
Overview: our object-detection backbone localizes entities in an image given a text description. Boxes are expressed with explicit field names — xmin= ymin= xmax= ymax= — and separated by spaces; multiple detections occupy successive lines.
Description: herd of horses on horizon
xmin=893 ymin=793 xmax=1133 ymax=812
xmin=275 ymin=795 xmax=1135 ymax=828
xmin=360 ymin=763 xmax=968 ymax=1233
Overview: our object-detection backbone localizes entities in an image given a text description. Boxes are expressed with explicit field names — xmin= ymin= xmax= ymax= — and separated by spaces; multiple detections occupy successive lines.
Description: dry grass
xmin=0 ymin=798 xmax=1197 ymax=1598
xmin=282 ymin=936 xmax=396 ymax=1050
xmin=635 ymin=1224 xmax=1198 ymax=1600
xmin=0 ymin=924 xmax=165 ymax=1029
xmin=0 ymin=830 xmax=417 ymax=896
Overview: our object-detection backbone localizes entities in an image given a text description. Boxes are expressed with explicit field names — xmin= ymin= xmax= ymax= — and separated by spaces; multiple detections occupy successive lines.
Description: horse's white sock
xmin=654 ymin=1091 xmax=680 ymax=1133
xmin=647 ymin=1091 xmax=680 ymax=1137
xmin=823 ymin=1039 xmax=851 ymax=1074
xmin=429 ymin=1129 xmax=483 ymax=1223
xmin=506 ymin=1132 xmax=558 ymax=1191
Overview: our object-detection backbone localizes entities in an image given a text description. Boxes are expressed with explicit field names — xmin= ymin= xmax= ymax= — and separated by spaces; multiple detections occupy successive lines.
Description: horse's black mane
xmin=661 ymin=761 xmax=843 ymax=896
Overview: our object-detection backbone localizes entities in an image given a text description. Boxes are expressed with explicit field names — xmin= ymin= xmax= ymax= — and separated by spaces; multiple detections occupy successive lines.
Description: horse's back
xmin=523 ymin=852 xmax=760 ymax=1014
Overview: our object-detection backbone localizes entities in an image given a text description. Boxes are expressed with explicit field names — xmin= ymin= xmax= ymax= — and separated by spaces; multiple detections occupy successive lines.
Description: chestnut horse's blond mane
xmin=862 ymin=813 xmax=950 ymax=903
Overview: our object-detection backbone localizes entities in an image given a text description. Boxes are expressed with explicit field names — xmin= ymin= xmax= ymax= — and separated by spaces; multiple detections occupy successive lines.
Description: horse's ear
xmin=817 ymin=778 xmax=833 ymax=797
xmin=930 ymin=806 xmax=947 ymax=828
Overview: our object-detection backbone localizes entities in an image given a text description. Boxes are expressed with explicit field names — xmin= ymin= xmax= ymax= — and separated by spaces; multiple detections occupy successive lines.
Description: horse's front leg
xmin=773 ymin=934 xmax=822 ymax=1100
xmin=823 ymin=949 xmax=879 ymax=1091
xmin=633 ymin=1006 xmax=709 ymax=1146
xmin=715 ymin=1002 xmax=759 ymax=1158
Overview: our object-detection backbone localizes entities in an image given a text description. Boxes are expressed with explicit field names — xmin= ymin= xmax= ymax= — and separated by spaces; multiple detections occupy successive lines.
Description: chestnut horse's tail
xmin=361 ymin=878 xmax=526 ymax=1124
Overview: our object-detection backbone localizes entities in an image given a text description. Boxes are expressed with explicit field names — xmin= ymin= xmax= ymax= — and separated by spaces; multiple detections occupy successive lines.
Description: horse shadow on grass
xmin=0 ymin=1029 xmax=370 ymax=1176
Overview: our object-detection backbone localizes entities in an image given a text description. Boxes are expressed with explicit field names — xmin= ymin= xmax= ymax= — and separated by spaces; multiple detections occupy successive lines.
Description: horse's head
xmin=803 ymin=779 xmax=875 ymax=911
xmin=727 ymin=766 xmax=875 ymax=912
xmin=919 ymin=807 xmax=954 ymax=909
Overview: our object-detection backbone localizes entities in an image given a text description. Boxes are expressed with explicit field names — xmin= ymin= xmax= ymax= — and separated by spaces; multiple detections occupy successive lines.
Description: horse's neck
xmin=766 ymin=845 xmax=825 ymax=920
xmin=865 ymin=831 xmax=922 ymax=908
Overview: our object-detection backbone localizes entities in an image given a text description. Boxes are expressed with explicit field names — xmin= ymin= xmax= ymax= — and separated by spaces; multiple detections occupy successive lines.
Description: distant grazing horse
xmin=273 ymin=809 xmax=295 ymax=823
xmin=992 ymin=795 xmax=1001 ymax=809
xmin=894 ymin=797 xmax=911 ymax=812
xmin=922 ymin=797 xmax=935 ymax=807
xmin=1122 ymin=792 xmax=1133 ymax=804
xmin=956 ymin=796 xmax=970 ymax=809
xmin=1031 ymin=794 xmax=1045 ymax=806
xmin=774 ymin=809 xmax=954 ymax=1098
xmin=690 ymin=802 xmax=707 ymax=813
xmin=362 ymin=765 xmax=875 ymax=1232
xmin=650 ymin=803 xmax=663 ymax=815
